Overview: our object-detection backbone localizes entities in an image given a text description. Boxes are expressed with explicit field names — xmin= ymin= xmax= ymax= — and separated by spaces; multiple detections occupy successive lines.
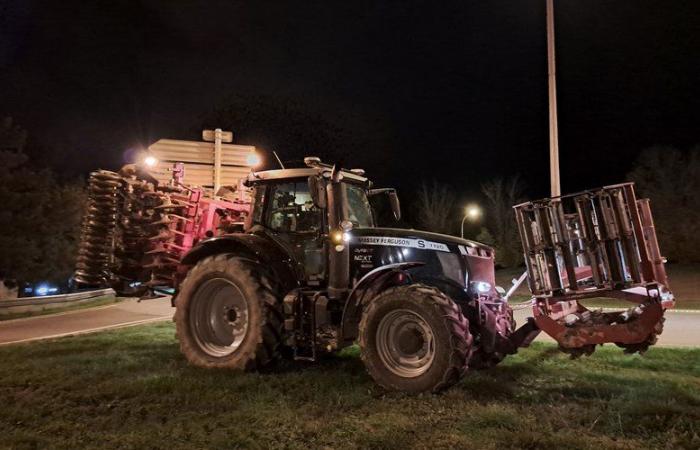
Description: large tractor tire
xmin=359 ymin=284 xmax=473 ymax=393
xmin=175 ymin=254 xmax=284 ymax=370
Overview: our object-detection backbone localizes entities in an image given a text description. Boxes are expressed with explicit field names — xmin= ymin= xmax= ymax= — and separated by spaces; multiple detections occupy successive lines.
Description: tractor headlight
xmin=331 ymin=228 xmax=352 ymax=244
xmin=471 ymin=281 xmax=492 ymax=294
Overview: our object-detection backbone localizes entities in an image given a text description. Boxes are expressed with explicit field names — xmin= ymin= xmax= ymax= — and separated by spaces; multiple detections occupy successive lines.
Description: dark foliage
xmin=413 ymin=180 xmax=457 ymax=235
xmin=628 ymin=146 xmax=700 ymax=263
xmin=476 ymin=177 xmax=525 ymax=268
xmin=0 ymin=120 xmax=86 ymax=284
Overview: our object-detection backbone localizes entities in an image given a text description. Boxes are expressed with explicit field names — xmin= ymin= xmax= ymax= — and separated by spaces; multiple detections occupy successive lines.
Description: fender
xmin=179 ymin=233 xmax=300 ymax=292
xmin=340 ymin=262 xmax=424 ymax=346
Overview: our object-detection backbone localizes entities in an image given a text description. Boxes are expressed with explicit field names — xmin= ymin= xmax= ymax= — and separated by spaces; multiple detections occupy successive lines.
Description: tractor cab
xmin=240 ymin=158 xmax=402 ymax=293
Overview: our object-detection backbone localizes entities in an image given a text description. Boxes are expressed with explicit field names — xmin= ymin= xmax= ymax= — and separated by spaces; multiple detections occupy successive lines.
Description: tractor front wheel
xmin=359 ymin=284 xmax=473 ymax=393
xmin=175 ymin=255 xmax=284 ymax=370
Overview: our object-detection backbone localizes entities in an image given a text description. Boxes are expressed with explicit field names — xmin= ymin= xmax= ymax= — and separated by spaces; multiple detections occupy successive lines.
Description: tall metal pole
xmin=213 ymin=128 xmax=222 ymax=195
xmin=546 ymin=0 xmax=561 ymax=197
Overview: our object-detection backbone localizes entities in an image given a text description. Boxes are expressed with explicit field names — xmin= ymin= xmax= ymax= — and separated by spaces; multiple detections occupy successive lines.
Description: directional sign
xmin=147 ymin=138 xmax=255 ymax=191
xmin=202 ymin=129 xmax=233 ymax=143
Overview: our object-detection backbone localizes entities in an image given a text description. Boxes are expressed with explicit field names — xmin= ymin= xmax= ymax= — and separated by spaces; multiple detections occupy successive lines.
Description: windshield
xmin=345 ymin=184 xmax=374 ymax=228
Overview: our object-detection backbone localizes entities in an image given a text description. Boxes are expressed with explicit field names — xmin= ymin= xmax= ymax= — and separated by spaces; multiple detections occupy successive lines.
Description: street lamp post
xmin=461 ymin=204 xmax=482 ymax=238
xmin=547 ymin=0 xmax=561 ymax=197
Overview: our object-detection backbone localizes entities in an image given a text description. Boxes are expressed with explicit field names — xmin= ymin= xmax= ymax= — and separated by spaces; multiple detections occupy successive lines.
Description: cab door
xmin=265 ymin=180 xmax=327 ymax=283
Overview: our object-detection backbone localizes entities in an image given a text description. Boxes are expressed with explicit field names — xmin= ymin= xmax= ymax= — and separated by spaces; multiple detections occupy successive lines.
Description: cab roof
xmin=244 ymin=159 xmax=369 ymax=186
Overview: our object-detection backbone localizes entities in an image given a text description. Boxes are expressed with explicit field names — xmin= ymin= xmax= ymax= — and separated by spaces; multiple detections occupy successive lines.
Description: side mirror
xmin=370 ymin=188 xmax=401 ymax=222
xmin=388 ymin=191 xmax=401 ymax=221
xmin=308 ymin=176 xmax=326 ymax=209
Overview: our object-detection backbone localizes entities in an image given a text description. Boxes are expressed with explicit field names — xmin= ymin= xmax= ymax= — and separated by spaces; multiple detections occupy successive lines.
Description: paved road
xmin=0 ymin=297 xmax=173 ymax=346
xmin=513 ymin=307 xmax=700 ymax=348
xmin=0 ymin=296 xmax=697 ymax=348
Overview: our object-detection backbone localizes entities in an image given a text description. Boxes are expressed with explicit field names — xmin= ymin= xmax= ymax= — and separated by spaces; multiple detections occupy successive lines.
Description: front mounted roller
xmin=174 ymin=254 xmax=285 ymax=370
xmin=359 ymin=284 xmax=473 ymax=393
xmin=513 ymin=183 xmax=674 ymax=356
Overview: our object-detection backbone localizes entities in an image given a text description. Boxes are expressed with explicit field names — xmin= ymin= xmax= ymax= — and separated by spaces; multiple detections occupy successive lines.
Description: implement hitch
xmin=512 ymin=183 xmax=674 ymax=356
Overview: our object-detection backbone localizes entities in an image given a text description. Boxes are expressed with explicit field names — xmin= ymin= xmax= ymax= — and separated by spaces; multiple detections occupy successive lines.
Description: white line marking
xmin=0 ymin=315 xmax=172 ymax=346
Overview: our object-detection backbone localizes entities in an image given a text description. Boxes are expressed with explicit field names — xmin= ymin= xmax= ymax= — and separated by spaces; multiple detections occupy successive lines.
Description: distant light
xmin=144 ymin=155 xmax=158 ymax=167
xmin=465 ymin=204 xmax=482 ymax=221
xmin=246 ymin=151 xmax=261 ymax=167
xmin=35 ymin=286 xmax=49 ymax=296
xmin=34 ymin=282 xmax=59 ymax=296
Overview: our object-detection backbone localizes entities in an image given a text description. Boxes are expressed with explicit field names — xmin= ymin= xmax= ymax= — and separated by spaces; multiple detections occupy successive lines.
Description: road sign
xmin=202 ymin=129 xmax=233 ymax=143
xmin=147 ymin=136 xmax=255 ymax=192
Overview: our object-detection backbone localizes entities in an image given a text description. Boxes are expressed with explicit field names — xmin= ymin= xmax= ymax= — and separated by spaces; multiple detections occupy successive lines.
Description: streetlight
xmin=143 ymin=155 xmax=158 ymax=167
xmin=461 ymin=204 xmax=482 ymax=238
xmin=246 ymin=150 xmax=261 ymax=168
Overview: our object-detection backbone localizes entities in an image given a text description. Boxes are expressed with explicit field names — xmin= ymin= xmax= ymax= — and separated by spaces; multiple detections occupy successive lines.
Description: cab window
xmin=250 ymin=185 xmax=266 ymax=225
xmin=345 ymin=184 xmax=374 ymax=228
xmin=267 ymin=181 xmax=321 ymax=233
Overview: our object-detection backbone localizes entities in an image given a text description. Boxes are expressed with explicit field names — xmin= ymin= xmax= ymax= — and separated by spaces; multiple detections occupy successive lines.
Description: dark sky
xmin=1 ymin=0 xmax=699 ymax=199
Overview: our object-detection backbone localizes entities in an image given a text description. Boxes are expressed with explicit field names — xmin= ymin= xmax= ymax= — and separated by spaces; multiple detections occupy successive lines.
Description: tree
xmin=414 ymin=181 xmax=457 ymax=235
xmin=627 ymin=146 xmax=700 ymax=263
xmin=478 ymin=177 xmax=525 ymax=268
xmin=0 ymin=150 xmax=86 ymax=286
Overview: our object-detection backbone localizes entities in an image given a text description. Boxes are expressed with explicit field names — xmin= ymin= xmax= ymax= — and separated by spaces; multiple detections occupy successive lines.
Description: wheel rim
xmin=376 ymin=309 xmax=436 ymax=378
xmin=189 ymin=277 xmax=249 ymax=357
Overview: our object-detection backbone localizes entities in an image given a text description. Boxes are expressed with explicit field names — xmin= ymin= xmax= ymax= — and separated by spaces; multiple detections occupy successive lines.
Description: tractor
xmin=171 ymin=157 xmax=522 ymax=392
xmin=75 ymin=150 xmax=674 ymax=393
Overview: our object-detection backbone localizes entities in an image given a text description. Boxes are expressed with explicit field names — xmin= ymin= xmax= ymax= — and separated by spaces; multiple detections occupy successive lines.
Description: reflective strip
xmin=357 ymin=236 xmax=450 ymax=252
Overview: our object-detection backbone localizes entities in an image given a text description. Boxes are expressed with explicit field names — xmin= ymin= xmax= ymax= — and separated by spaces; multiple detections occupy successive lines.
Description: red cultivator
xmin=74 ymin=163 xmax=251 ymax=295
xmin=513 ymin=183 xmax=674 ymax=356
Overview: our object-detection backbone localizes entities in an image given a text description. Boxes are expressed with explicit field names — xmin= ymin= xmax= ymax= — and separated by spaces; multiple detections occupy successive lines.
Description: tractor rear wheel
xmin=359 ymin=284 xmax=473 ymax=393
xmin=175 ymin=254 xmax=284 ymax=370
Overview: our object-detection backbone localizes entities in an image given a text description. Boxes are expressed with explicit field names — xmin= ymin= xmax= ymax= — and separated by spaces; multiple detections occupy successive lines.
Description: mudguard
xmin=340 ymin=262 xmax=424 ymax=346
xmin=179 ymin=233 xmax=300 ymax=292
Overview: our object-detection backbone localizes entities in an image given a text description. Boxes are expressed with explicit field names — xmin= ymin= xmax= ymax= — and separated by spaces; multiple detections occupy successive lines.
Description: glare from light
xmin=35 ymin=283 xmax=57 ymax=296
xmin=465 ymin=204 xmax=482 ymax=221
xmin=35 ymin=286 xmax=49 ymax=296
xmin=246 ymin=151 xmax=261 ymax=167
xmin=475 ymin=281 xmax=491 ymax=293
xmin=342 ymin=232 xmax=352 ymax=243
xmin=144 ymin=155 xmax=158 ymax=167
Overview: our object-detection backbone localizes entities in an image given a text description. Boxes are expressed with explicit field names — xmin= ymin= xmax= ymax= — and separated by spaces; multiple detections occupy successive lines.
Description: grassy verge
xmin=0 ymin=295 xmax=121 ymax=321
xmin=1 ymin=322 xmax=698 ymax=449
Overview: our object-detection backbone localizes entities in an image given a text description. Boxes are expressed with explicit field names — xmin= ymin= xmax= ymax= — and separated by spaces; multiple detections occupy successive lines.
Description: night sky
xmin=1 ymin=0 xmax=699 ymax=200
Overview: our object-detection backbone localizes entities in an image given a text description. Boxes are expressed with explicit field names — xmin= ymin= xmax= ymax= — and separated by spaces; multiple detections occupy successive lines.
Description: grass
xmin=496 ymin=263 xmax=700 ymax=310
xmin=0 ymin=295 xmax=121 ymax=321
xmin=1 ymin=322 xmax=699 ymax=449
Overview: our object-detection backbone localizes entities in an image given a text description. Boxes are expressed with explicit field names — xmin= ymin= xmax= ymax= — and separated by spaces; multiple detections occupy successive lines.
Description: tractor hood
xmin=350 ymin=227 xmax=492 ymax=253
xmin=348 ymin=227 xmax=497 ymax=298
